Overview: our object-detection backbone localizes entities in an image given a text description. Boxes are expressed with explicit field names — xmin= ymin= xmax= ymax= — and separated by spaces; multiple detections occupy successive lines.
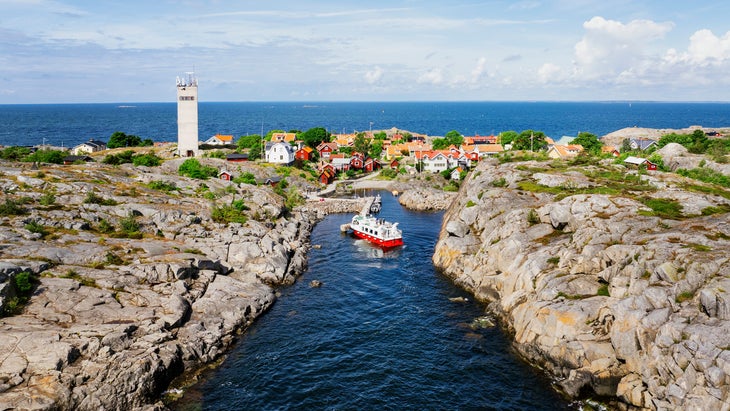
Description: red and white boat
xmin=349 ymin=214 xmax=403 ymax=248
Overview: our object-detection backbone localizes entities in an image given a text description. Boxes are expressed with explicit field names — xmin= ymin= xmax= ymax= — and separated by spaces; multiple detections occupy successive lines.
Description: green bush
xmin=24 ymin=149 xmax=66 ymax=164
xmin=527 ymin=209 xmax=541 ymax=225
xmin=105 ymin=252 xmax=125 ymax=265
xmin=211 ymin=203 xmax=248 ymax=224
xmin=97 ymin=219 xmax=115 ymax=234
xmin=119 ymin=213 xmax=141 ymax=237
xmin=147 ymin=180 xmax=177 ymax=192
xmin=178 ymin=158 xmax=218 ymax=180
xmin=677 ymin=167 xmax=730 ymax=188
xmin=132 ymin=152 xmax=162 ymax=167
xmin=0 ymin=199 xmax=27 ymax=216
xmin=597 ymin=284 xmax=610 ymax=297
xmin=84 ymin=191 xmax=118 ymax=206
xmin=491 ymin=177 xmax=507 ymax=187
xmin=39 ymin=191 xmax=56 ymax=206
xmin=233 ymin=172 xmax=257 ymax=185
xmin=24 ymin=220 xmax=48 ymax=238
xmin=14 ymin=272 xmax=34 ymax=294
xmin=379 ymin=168 xmax=398 ymax=179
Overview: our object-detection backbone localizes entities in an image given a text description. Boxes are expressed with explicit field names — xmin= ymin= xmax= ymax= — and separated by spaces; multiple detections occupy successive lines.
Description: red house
xmin=390 ymin=159 xmax=399 ymax=169
xmin=350 ymin=153 xmax=364 ymax=170
xmin=319 ymin=165 xmax=336 ymax=185
xmin=295 ymin=146 xmax=314 ymax=161
xmin=219 ymin=170 xmax=233 ymax=181
xmin=364 ymin=158 xmax=381 ymax=172
xmin=226 ymin=153 xmax=249 ymax=162
xmin=316 ymin=142 xmax=338 ymax=160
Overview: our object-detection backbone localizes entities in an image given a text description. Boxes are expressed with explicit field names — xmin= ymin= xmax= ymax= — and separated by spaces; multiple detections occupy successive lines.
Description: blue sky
xmin=1 ymin=0 xmax=729 ymax=103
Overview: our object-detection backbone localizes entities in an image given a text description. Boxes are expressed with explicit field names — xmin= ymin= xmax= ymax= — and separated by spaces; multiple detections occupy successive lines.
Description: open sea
xmin=1 ymin=101 xmax=729 ymax=148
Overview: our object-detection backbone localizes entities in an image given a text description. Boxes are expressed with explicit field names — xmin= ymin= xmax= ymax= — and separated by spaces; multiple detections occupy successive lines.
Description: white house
xmin=203 ymin=134 xmax=234 ymax=145
xmin=417 ymin=151 xmax=460 ymax=173
xmin=72 ymin=139 xmax=107 ymax=155
xmin=265 ymin=141 xmax=295 ymax=165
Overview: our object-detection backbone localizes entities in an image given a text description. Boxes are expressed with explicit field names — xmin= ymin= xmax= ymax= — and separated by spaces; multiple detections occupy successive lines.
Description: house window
xmin=179 ymin=96 xmax=195 ymax=101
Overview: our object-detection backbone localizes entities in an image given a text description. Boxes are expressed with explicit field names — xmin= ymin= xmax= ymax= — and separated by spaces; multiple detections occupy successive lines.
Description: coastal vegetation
xmin=106 ymin=131 xmax=153 ymax=149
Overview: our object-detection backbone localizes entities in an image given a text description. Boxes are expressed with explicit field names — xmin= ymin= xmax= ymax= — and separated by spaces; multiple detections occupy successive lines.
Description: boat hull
xmin=351 ymin=228 xmax=403 ymax=248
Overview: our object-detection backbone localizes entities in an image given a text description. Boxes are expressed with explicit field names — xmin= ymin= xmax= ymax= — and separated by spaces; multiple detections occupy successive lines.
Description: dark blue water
xmin=171 ymin=192 xmax=571 ymax=410
xmin=2 ymin=101 xmax=729 ymax=148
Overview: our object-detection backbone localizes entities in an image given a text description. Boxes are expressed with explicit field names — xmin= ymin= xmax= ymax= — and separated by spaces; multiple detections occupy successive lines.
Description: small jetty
xmin=340 ymin=195 xmax=378 ymax=232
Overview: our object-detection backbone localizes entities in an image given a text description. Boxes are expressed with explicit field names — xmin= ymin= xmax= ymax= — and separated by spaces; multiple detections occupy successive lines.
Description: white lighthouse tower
xmin=176 ymin=72 xmax=199 ymax=157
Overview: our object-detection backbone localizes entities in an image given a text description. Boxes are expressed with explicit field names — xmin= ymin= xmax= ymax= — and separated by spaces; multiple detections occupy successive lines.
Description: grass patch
xmin=491 ymin=177 xmax=507 ymax=187
xmin=547 ymin=256 xmax=560 ymax=265
xmin=701 ymin=205 xmax=730 ymax=216
xmin=527 ymin=209 xmax=540 ymax=225
xmin=597 ymin=284 xmax=610 ymax=297
xmin=685 ymin=243 xmax=712 ymax=252
xmin=24 ymin=220 xmax=48 ymax=238
xmin=676 ymin=291 xmax=695 ymax=303
xmin=84 ymin=191 xmax=118 ymax=206
xmin=682 ymin=183 xmax=730 ymax=200
xmin=211 ymin=199 xmax=249 ymax=224
xmin=147 ymin=180 xmax=178 ymax=192
xmin=536 ymin=229 xmax=570 ymax=245
xmin=0 ymin=198 xmax=27 ymax=216
xmin=466 ymin=200 xmax=476 ymax=208
xmin=60 ymin=269 xmax=97 ymax=288
xmin=638 ymin=197 xmax=684 ymax=219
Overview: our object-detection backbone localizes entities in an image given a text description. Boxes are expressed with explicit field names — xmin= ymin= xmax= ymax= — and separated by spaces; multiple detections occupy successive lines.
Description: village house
xmin=364 ymin=157 xmax=381 ymax=173
xmin=316 ymin=142 xmax=338 ymax=160
xmin=203 ymin=134 xmax=234 ymax=145
xmin=71 ymin=139 xmax=107 ymax=155
xmin=629 ymin=138 xmax=658 ymax=151
xmin=547 ymin=144 xmax=585 ymax=160
xmin=295 ymin=146 xmax=314 ymax=161
xmin=218 ymin=170 xmax=233 ymax=181
xmin=601 ymin=146 xmax=620 ymax=156
xmin=350 ymin=152 xmax=365 ymax=170
xmin=329 ymin=154 xmax=352 ymax=171
xmin=416 ymin=150 xmax=460 ymax=173
xmin=271 ymin=132 xmax=297 ymax=143
xmin=62 ymin=155 xmax=94 ymax=165
xmin=624 ymin=156 xmax=658 ymax=171
xmin=265 ymin=141 xmax=295 ymax=165
xmin=226 ymin=153 xmax=249 ymax=162
xmin=319 ymin=164 xmax=337 ymax=185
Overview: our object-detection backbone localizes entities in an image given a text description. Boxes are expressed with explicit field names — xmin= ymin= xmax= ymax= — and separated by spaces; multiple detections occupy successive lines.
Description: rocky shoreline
xmin=0 ymin=159 xmax=367 ymax=410
xmin=433 ymin=155 xmax=730 ymax=409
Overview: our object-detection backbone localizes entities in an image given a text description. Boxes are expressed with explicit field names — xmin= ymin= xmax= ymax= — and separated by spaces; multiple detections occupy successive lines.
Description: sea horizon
xmin=2 ymin=101 xmax=730 ymax=149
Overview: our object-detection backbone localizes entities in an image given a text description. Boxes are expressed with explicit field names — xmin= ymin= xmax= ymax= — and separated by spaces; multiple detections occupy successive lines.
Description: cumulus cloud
xmin=574 ymin=16 xmax=673 ymax=74
xmin=417 ymin=68 xmax=444 ymax=85
xmin=667 ymin=29 xmax=730 ymax=65
xmin=364 ymin=66 xmax=384 ymax=84
xmin=537 ymin=63 xmax=563 ymax=84
xmin=470 ymin=57 xmax=488 ymax=82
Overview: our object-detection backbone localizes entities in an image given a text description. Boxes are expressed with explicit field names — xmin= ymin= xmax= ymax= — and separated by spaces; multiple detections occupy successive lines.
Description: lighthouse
xmin=176 ymin=73 xmax=199 ymax=157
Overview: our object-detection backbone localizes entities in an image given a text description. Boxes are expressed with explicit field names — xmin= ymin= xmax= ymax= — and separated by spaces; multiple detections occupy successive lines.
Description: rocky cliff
xmin=0 ymin=159 xmax=334 ymax=410
xmin=433 ymin=158 xmax=730 ymax=410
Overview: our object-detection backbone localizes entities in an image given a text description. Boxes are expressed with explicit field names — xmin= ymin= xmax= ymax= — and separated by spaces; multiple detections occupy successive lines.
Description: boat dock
xmin=341 ymin=195 xmax=377 ymax=232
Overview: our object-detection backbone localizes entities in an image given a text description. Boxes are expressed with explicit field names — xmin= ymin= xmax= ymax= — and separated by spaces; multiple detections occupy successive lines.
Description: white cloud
xmin=471 ymin=57 xmax=488 ymax=82
xmin=417 ymin=69 xmax=444 ymax=85
xmin=537 ymin=63 xmax=563 ymax=84
xmin=364 ymin=66 xmax=384 ymax=84
xmin=680 ymin=29 xmax=730 ymax=65
xmin=574 ymin=16 xmax=673 ymax=72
